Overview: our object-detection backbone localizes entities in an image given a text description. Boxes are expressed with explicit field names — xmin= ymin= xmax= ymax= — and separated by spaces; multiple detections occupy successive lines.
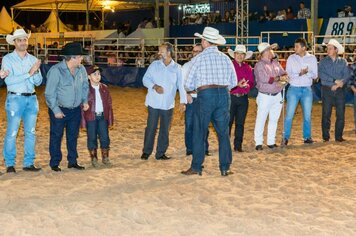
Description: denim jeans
xmin=86 ymin=115 xmax=110 ymax=150
xmin=49 ymin=107 xmax=81 ymax=167
xmin=284 ymin=86 xmax=313 ymax=140
xmin=143 ymin=106 xmax=173 ymax=158
xmin=354 ymin=94 xmax=356 ymax=131
xmin=321 ymin=86 xmax=345 ymax=140
xmin=191 ymin=88 xmax=232 ymax=172
xmin=229 ymin=94 xmax=249 ymax=149
xmin=3 ymin=94 xmax=39 ymax=167
xmin=185 ymin=97 xmax=209 ymax=153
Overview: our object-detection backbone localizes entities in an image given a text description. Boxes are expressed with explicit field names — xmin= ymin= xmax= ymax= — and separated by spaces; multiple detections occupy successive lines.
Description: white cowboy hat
xmin=194 ymin=27 xmax=226 ymax=45
xmin=6 ymin=29 xmax=31 ymax=45
xmin=326 ymin=39 xmax=344 ymax=54
xmin=228 ymin=45 xmax=253 ymax=60
xmin=257 ymin=42 xmax=278 ymax=53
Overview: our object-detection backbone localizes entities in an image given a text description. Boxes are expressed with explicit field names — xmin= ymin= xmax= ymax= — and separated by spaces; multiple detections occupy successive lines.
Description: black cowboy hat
xmin=61 ymin=42 xmax=88 ymax=55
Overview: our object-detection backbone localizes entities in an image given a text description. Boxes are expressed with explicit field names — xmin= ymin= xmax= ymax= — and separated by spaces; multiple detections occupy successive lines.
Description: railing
xmin=0 ymin=33 xmax=355 ymax=66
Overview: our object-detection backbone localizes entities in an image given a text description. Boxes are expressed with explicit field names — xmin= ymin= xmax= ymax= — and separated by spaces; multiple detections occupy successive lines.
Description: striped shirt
xmin=184 ymin=46 xmax=237 ymax=91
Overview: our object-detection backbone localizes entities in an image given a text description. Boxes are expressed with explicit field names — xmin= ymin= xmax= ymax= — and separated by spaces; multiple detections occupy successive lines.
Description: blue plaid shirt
xmin=184 ymin=46 xmax=237 ymax=91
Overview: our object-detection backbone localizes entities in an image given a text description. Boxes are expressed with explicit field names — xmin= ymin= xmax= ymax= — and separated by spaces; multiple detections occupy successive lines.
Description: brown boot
xmin=89 ymin=149 xmax=99 ymax=167
xmin=101 ymin=148 xmax=111 ymax=166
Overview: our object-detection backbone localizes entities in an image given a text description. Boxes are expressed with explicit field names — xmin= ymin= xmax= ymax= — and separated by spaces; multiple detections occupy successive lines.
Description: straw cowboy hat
xmin=257 ymin=42 xmax=278 ymax=54
xmin=228 ymin=45 xmax=253 ymax=60
xmin=61 ymin=42 xmax=88 ymax=55
xmin=326 ymin=39 xmax=344 ymax=54
xmin=194 ymin=27 xmax=226 ymax=45
xmin=6 ymin=29 xmax=31 ymax=45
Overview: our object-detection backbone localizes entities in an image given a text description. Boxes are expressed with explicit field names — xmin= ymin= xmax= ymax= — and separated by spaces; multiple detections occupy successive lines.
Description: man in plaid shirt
xmin=181 ymin=27 xmax=237 ymax=176
xmin=350 ymin=62 xmax=356 ymax=132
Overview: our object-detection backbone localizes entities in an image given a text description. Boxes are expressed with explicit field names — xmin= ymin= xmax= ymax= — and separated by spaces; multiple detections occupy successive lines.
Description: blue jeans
xmin=86 ymin=115 xmax=110 ymax=150
xmin=185 ymin=98 xmax=209 ymax=153
xmin=354 ymin=94 xmax=356 ymax=130
xmin=143 ymin=106 xmax=173 ymax=158
xmin=49 ymin=107 xmax=81 ymax=167
xmin=191 ymin=88 xmax=232 ymax=172
xmin=284 ymin=86 xmax=313 ymax=140
xmin=3 ymin=94 xmax=39 ymax=167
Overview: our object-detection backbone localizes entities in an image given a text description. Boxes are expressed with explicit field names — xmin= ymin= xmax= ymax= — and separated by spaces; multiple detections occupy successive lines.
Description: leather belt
xmin=232 ymin=93 xmax=247 ymax=97
xmin=95 ymin=112 xmax=103 ymax=116
xmin=8 ymin=91 xmax=36 ymax=96
xmin=259 ymin=91 xmax=279 ymax=96
xmin=197 ymin=85 xmax=227 ymax=92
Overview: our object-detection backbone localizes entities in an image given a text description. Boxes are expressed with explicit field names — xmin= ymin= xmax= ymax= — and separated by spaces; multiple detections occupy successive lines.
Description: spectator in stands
xmin=349 ymin=63 xmax=356 ymax=132
xmin=195 ymin=13 xmax=203 ymax=24
xmin=145 ymin=18 xmax=154 ymax=28
xmin=297 ymin=1 xmax=311 ymax=19
xmin=262 ymin=5 xmax=270 ymax=19
xmin=230 ymin=8 xmax=236 ymax=22
xmin=286 ymin=6 xmax=295 ymax=20
xmin=275 ymin=10 xmax=286 ymax=20
xmin=140 ymin=42 xmax=187 ymax=161
xmin=319 ymin=39 xmax=350 ymax=142
xmin=215 ymin=11 xmax=222 ymax=23
xmin=138 ymin=18 xmax=148 ymax=28
xmin=223 ymin=11 xmax=231 ymax=22
xmin=344 ymin=5 xmax=354 ymax=17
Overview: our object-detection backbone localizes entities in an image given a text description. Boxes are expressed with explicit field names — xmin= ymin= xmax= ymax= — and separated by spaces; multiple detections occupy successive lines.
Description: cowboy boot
xmin=89 ymin=149 xmax=99 ymax=167
xmin=101 ymin=148 xmax=111 ymax=166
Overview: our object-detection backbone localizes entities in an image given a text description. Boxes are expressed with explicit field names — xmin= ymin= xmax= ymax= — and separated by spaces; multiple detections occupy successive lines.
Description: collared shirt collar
xmin=159 ymin=58 xmax=175 ymax=67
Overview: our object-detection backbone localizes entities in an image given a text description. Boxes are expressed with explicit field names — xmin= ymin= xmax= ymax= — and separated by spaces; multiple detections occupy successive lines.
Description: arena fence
xmin=0 ymin=32 xmax=355 ymax=66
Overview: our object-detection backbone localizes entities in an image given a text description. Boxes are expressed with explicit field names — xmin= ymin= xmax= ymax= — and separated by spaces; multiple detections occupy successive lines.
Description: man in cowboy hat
xmin=181 ymin=27 xmax=237 ymax=176
xmin=227 ymin=45 xmax=254 ymax=152
xmin=319 ymin=39 xmax=351 ymax=142
xmin=182 ymin=43 xmax=211 ymax=156
xmin=283 ymin=38 xmax=318 ymax=145
xmin=45 ymin=42 xmax=89 ymax=171
xmin=1 ymin=28 xmax=42 ymax=173
xmin=140 ymin=42 xmax=187 ymax=161
xmin=254 ymin=42 xmax=288 ymax=151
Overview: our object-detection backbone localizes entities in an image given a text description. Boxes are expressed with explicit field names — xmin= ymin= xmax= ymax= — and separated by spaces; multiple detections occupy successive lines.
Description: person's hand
xmin=351 ymin=86 xmax=356 ymax=94
xmin=29 ymin=59 xmax=41 ymax=76
xmin=334 ymin=80 xmax=344 ymax=88
xmin=153 ymin=84 xmax=164 ymax=94
xmin=0 ymin=69 xmax=9 ymax=79
xmin=331 ymin=85 xmax=338 ymax=91
xmin=238 ymin=79 xmax=247 ymax=88
xmin=55 ymin=112 xmax=65 ymax=119
xmin=299 ymin=67 xmax=308 ymax=76
xmin=179 ymin=103 xmax=186 ymax=112
xmin=187 ymin=94 xmax=193 ymax=104
xmin=82 ymin=103 xmax=89 ymax=111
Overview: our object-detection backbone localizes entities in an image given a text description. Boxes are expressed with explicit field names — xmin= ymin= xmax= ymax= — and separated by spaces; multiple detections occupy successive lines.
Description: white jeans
xmin=254 ymin=92 xmax=283 ymax=146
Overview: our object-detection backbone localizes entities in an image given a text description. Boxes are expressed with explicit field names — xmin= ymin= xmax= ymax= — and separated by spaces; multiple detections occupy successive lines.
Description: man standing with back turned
xmin=181 ymin=27 xmax=237 ymax=176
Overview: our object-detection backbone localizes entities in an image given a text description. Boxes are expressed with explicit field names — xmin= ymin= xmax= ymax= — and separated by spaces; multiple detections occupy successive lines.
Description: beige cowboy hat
xmin=228 ymin=45 xmax=253 ymax=60
xmin=6 ymin=29 xmax=31 ymax=45
xmin=325 ymin=39 xmax=344 ymax=54
xmin=194 ymin=27 xmax=226 ymax=45
xmin=257 ymin=42 xmax=278 ymax=53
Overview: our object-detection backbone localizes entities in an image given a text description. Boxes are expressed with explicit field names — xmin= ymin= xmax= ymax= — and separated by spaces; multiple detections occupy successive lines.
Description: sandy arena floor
xmin=0 ymin=86 xmax=355 ymax=236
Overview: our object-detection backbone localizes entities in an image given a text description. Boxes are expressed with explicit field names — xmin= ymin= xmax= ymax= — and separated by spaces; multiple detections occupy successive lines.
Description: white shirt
xmin=286 ymin=52 xmax=318 ymax=87
xmin=92 ymin=84 xmax=104 ymax=113
xmin=182 ymin=60 xmax=197 ymax=98
xmin=143 ymin=59 xmax=187 ymax=110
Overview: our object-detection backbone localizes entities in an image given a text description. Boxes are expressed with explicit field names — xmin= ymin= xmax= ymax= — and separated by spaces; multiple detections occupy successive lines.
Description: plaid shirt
xmin=185 ymin=46 xmax=237 ymax=91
